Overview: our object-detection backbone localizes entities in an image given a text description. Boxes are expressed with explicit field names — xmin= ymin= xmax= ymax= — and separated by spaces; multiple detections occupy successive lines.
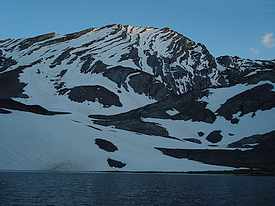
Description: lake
xmin=0 ymin=172 xmax=275 ymax=206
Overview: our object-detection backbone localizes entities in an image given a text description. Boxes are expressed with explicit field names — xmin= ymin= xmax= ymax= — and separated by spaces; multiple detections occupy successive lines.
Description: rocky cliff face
xmin=0 ymin=24 xmax=274 ymax=172
xmin=0 ymin=24 xmax=221 ymax=100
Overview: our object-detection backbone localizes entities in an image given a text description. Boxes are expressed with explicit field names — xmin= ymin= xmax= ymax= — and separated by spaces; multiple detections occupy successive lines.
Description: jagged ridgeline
xmin=0 ymin=24 xmax=275 ymax=173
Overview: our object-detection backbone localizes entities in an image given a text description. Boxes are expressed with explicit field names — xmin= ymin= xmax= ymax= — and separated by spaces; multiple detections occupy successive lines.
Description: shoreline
xmin=1 ymin=169 xmax=274 ymax=176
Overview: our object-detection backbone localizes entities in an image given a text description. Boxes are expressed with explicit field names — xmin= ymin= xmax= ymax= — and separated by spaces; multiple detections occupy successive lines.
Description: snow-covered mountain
xmin=1 ymin=24 xmax=274 ymax=172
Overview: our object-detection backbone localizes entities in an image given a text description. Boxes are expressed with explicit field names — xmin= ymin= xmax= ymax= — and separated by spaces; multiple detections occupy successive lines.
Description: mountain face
xmin=1 ymin=24 xmax=275 ymax=172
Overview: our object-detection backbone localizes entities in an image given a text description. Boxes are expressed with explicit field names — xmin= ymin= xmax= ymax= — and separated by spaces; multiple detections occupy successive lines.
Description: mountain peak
xmin=1 ymin=24 xmax=275 ymax=172
xmin=1 ymin=24 xmax=220 ymax=95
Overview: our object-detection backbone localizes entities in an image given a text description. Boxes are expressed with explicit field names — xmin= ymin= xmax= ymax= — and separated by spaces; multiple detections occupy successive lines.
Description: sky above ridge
xmin=0 ymin=0 xmax=274 ymax=59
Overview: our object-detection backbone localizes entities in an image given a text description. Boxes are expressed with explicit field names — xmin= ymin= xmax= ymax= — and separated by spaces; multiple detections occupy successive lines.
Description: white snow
xmin=145 ymin=107 xmax=275 ymax=148
xmin=0 ymin=111 xmax=234 ymax=172
xmin=166 ymin=109 xmax=179 ymax=116
xmin=200 ymin=81 xmax=275 ymax=112
xmin=1 ymin=25 xmax=274 ymax=172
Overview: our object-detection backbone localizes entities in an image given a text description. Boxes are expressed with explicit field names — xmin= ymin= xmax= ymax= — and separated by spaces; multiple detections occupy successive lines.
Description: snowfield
xmin=0 ymin=24 xmax=274 ymax=172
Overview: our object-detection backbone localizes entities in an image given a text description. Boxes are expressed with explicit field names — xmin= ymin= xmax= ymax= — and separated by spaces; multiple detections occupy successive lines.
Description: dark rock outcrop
xmin=103 ymin=66 xmax=135 ymax=89
xmin=0 ymin=68 xmax=28 ymax=98
xmin=156 ymin=144 xmax=275 ymax=171
xmin=18 ymin=32 xmax=56 ymax=50
xmin=107 ymin=158 xmax=126 ymax=168
xmin=216 ymin=83 xmax=275 ymax=121
xmin=228 ymin=131 xmax=275 ymax=149
xmin=198 ymin=131 xmax=205 ymax=137
xmin=0 ymin=59 xmax=43 ymax=99
xmin=95 ymin=138 xmax=118 ymax=152
xmin=0 ymin=51 xmax=17 ymax=72
xmin=90 ymin=89 xmax=217 ymax=138
xmin=206 ymin=130 xmax=223 ymax=143
xmin=217 ymin=56 xmax=275 ymax=86
xmin=0 ymin=99 xmax=70 ymax=115
xmin=40 ymin=28 xmax=94 ymax=47
xmin=92 ymin=118 xmax=172 ymax=138
xmin=128 ymin=72 xmax=170 ymax=100
xmin=0 ymin=108 xmax=11 ymax=114
xmin=50 ymin=47 xmax=75 ymax=68
xmin=60 ymin=85 xmax=122 ymax=107
xmin=79 ymin=54 xmax=95 ymax=73
xmin=102 ymin=66 xmax=171 ymax=100
xmin=91 ymin=89 xmax=216 ymax=124
xmin=183 ymin=138 xmax=202 ymax=144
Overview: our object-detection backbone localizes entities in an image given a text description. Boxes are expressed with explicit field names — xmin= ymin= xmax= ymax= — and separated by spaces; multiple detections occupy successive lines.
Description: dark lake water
xmin=1 ymin=172 xmax=275 ymax=206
